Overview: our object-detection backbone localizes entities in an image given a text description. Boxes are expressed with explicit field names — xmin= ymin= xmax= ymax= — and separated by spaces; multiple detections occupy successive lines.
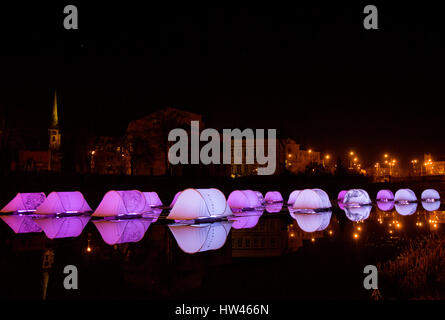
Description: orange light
xmin=353 ymin=233 xmax=359 ymax=239
xmin=308 ymin=149 xmax=312 ymax=153
xmin=87 ymin=246 xmax=92 ymax=253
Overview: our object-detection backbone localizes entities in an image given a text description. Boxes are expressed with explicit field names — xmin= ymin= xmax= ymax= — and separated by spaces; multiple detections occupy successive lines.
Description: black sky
xmin=0 ymin=2 xmax=444 ymax=168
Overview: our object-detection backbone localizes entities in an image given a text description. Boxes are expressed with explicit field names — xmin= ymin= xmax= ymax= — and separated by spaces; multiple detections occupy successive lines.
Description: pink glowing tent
xmin=264 ymin=191 xmax=283 ymax=203
xmin=377 ymin=200 xmax=394 ymax=211
xmin=93 ymin=190 xmax=153 ymax=217
xmin=343 ymin=205 xmax=372 ymax=221
xmin=422 ymin=200 xmax=440 ymax=212
xmin=35 ymin=191 xmax=92 ymax=215
xmin=34 ymin=216 xmax=90 ymax=239
xmin=230 ymin=213 xmax=262 ymax=229
xmin=265 ymin=202 xmax=283 ymax=213
xmin=343 ymin=189 xmax=371 ymax=206
xmin=0 ymin=215 xmax=42 ymax=234
xmin=292 ymin=189 xmax=331 ymax=211
xmin=421 ymin=189 xmax=440 ymax=201
xmin=93 ymin=219 xmax=153 ymax=245
xmin=290 ymin=211 xmax=332 ymax=233
xmin=376 ymin=189 xmax=394 ymax=201
xmin=170 ymin=191 xmax=182 ymax=207
xmin=1 ymin=192 xmax=46 ymax=213
xmin=287 ymin=190 xmax=301 ymax=205
xmin=167 ymin=188 xmax=232 ymax=220
xmin=228 ymin=190 xmax=264 ymax=210
xmin=395 ymin=203 xmax=417 ymax=216
xmin=168 ymin=221 xmax=232 ymax=254
xmin=337 ymin=190 xmax=347 ymax=202
xmin=394 ymin=189 xmax=417 ymax=203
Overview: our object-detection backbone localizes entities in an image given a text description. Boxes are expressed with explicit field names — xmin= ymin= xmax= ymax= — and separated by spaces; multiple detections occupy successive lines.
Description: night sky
xmin=0 ymin=2 xmax=444 ymax=168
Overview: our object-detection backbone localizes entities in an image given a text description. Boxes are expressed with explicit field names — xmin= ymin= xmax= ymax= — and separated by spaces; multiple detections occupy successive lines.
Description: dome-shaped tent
xmin=394 ymin=189 xmax=417 ymax=203
xmin=313 ymin=189 xmax=332 ymax=208
xmin=290 ymin=211 xmax=332 ymax=233
xmin=264 ymin=191 xmax=283 ymax=203
xmin=167 ymin=188 xmax=232 ymax=220
xmin=337 ymin=190 xmax=348 ymax=202
xmin=0 ymin=215 xmax=42 ymax=234
xmin=343 ymin=189 xmax=372 ymax=206
xmin=230 ymin=213 xmax=262 ymax=229
xmin=421 ymin=189 xmax=440 ymax=202
xmin=343 ymin=205 xmax=372 ymax=222
xmin=377 ymin=200 xmax=394 ymax=211
xmin=395 ymin=203 xmax=417 ymax=216
xmin=287 ymin=190 xmax=301 ymax=205
xmin=376 ymin=189 xmax=394 ymax=202
xmin=93 ymin=190 xmax=159 ymax=217
xmin=228 ymin=190 xmax=264 ymax=211
xmin=34 ymin=216 xmax=90 ymax=239
xmin=292 ymin=189 xmax=331 ymax=212
xmin=1 ymin=192 xmax=46 ymax=213
xmin=422 ymin=200 xmax=440 ymax=212
xmin=93 ymin=219 xmax=153 ymax=245
xmin=35 ymin=191 xmax=92 ymax=215
xmin=168 ymin=221 xmax=232 ymax=254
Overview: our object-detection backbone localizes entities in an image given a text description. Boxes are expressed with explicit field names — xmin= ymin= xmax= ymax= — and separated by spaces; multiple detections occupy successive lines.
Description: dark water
xmin=0 ymin=202 xmax=444 ymax=300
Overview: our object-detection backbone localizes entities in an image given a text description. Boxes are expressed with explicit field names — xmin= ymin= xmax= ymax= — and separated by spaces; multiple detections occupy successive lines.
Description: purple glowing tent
xmin=265 ymin=191 xmax=283 ymax=203
xmin=93 ymin=190 xmax=154 ymax=217
xmin=287 ymin=190 xmax=301 ymax=205
xmin=343 ymin=189 xmax=372 ymax=206
xmin=343 ymin=205 xmax=372 ymax=222
xmin=167 ymin=188 xmax=232 ymax=220
xmin=422 ymin=200 xmax=440 ymax=212
xmin=0 ymin=215 xmax=42 ymax=234
xmin=394 ymin=189 xmax=417 ymax=203
xmin=34 ymin=216 xmax=90 ymax=239
xmin=395 ymin=203 xmax=417 ymax=216
xmin=421 ymin=189 xmax=440 ymax=201
xmin=93 ymin=218 xmax=153 ymax=245
xmin=35 ymin=191 xmax=92 ymax=215
xmin=227 ymin=190 xmax=263 ymax=211
xmin=337 ymin=190 xmax=347 ymax=202
xmin=1 ymin=192 xmax=46 ymax=213
xmin=290 ymin=211 xmax=332 ymax=233
xmin=168 ymin=221 xmax=232 ymax=254
xmin=377 ymin=200 xmax=395 ymax=211
xmin=230 ymin=213 xmax=262 ymax=229
xmin=376 ymin=189 xmax=394 ymax=202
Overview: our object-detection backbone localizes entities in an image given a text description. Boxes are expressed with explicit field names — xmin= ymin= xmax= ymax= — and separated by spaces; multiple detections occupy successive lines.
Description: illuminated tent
xmin=421 ymin=189 xmax=440 ymax=201
xmin=255 ymin=191 xmax=265 ymax=205
xmin=265 ymin=202 xmax=283 ymax=213
xmin=343 ymin=189 xmax=372 ymax=206
xmin=168 ymin=221 xmax=232 ymax=254
xmin=264 ymin=191 xmax=283 ymax=203
xmin=230 ymin=213 xmax=262 ymax=229
xmin=167 ymin=188 xmax=232 ymax=220
xmin=377 ymin=200 xmax=394 ymax=211
xmin=343 ymin=205 xmax=372 ymax=222
xmin=337 ymin=190 xmax=348 ymax=202
xmin=376 ymin=189 xmax=394 ymax=201
xmin=395 ymin=203 xmax=417 ymax=216
xmin=35 ymin=191 xmax=92 ymax=215
xmin=0 ymin=215 xmax=42 ymax=234
xmin=93 ymin=218 xmax=153 ymax=245
xmin=287 ymin=190 xmax=301 ymax=205
xmin=227 ymin=190 xmax=264 ymax=211
xmin=292 ymin=189 xmax=331 ymax=211
xmin=394 ymin=189 xmax=417 ymax=203
xmin=34 ymin=216 xmax=90 ymax=239
xmin=93 ymin=190 xmax=154 ymax=217
xmin=170 ymin=191 xmax=182 ymax=207
xmin=290 ymin=211 xmax=332 ymax=233
xmin=422 ymin=200 xmax=440 ymax=212
xmin=1 ymin=192 xmax=46 ymax=213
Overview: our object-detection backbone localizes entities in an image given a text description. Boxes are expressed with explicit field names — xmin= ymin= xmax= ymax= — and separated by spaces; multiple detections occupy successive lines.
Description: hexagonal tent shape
xmin=167 ymin=188 xmax=232 ymax=220
xmin=1 ymin=192 xmax=46 ymax=213
xmin=168 ymin=221 xmax=232 ymax=254
xmin=35 ymin=191 xmax=92 ymax=215
xmin=93 ymin=219 xmax=153 ymax=245
xmin=394 ymin=189 xmax=417 ymax=203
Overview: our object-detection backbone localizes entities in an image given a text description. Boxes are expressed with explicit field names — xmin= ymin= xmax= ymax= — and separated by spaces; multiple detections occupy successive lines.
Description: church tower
xmin=49 ymin=91 xmax=62 ymax=171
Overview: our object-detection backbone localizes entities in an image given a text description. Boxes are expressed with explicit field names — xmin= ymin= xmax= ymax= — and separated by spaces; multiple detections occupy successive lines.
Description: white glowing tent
xmin=343 ymin=189 xmax=372 ymax=206
xmin=287 ymin=190 xmax=301 ymax=205
xmin=93 ymin=219 xmax=153 ymax=245
xmin=394 ymin=189 xmax=417 ymax=203
xmin=421 ymin=189 xmax=440 ymax=201
xmin=292 ymin=189 xmax=331 ymax=211
xmin=376 ymin=189 xmax=394 ymax=201
xmin=290 ymin=211 xmax=332 ymax=233
xmin=168 ymin=221 xmax=232 ymax=254
xmin=34 ymin=216 xmax=90 ymax=239
xmin=395 ymin=203 xmax=417 ymax=216
xmin=1 ymin=192 xmax=46 ymax=213
xmin=227 ymin=190 xmax=263 ymax=210
xmin=422 ymin=200 xmax=440 ymax=212
xmin=167 ymin=188 xmax=232 ymax=220
xmin=0 ymin=215 xmax=42 ymax=234
xmin=35 ymin=191 xmax=92 ymax=215
xmin=343 ymin=206 xmax=372 ymax=222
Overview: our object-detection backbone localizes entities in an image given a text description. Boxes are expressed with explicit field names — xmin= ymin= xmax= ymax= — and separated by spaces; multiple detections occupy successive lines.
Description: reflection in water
xmin=395 ymin=203 xmax=418 ymax=216
xmin=168 ymin=221 xmax=232 ymax=254
xmin=289 ymin=211 xmax=332 ymax=232
xmin=230 ymin=212 xmax=263 ymax=229
xmin=422 ymin=200 xmax=441 ymax=212
xmin=265 ymin=202 xmax=283 ymax=213
xmin=377 ymin=200 xmax=395 ymax=212
xmin=342 ymin=205 xmax=372 ymax=222
xmin=93 ymin=218 xmax=154 ymax=245
xmin=34 ymin=215 xmax=91 ymax=239
xmin=0 ymin=215 xmax=42 ymax=234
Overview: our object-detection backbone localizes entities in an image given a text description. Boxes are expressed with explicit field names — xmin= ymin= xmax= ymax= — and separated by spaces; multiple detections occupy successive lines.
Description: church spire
xmin=51 ymin=90 xmax=58 ymax=128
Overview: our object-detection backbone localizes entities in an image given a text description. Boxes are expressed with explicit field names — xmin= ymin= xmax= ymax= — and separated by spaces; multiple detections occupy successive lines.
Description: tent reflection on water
xmin=34 ymin=216 xmax=90 ymax=239
xmin=289 ymin=211 xmax=332 ymax=233
xmin=421 ymin=200 xmax=440 ymax=212
xmin=93 ymin=218 xmax=154 ymax=245
xmin=395 ymin=202 xmax=418 ymax=216
xmin=168 ymin=221 xmax=232 ymax=254
xmin=377 ymin=200 xmax=395 ymax=211
xmin=229 ymin=211 xmax=263 ymax=229
xmin=342 ymin=205 xmax=372 ymax=222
